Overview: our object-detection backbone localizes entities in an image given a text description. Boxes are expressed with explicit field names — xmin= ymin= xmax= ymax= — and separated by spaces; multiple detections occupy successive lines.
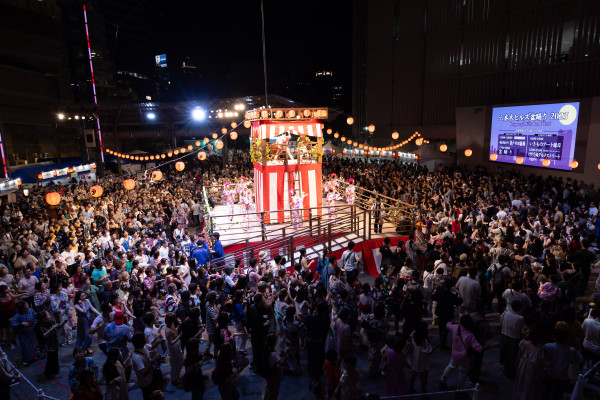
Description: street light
xmin=74 ymin=115 xmax=80 ymax=120
xmin=57 ymin=113 xmax=65 ymax=120
xmin=146 ymin=112 xmax=156 ymax=120
xmin=192 ymin=108 xmax=206 ymax=121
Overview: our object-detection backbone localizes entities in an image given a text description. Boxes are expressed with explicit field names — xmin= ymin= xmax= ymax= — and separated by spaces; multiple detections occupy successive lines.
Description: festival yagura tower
xmin=246 ymin=107 xmax=327 ymax=223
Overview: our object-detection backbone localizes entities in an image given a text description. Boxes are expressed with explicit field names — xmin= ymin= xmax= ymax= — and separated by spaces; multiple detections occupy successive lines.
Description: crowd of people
xmin=0 ymin=154 xmax=598 ymax=400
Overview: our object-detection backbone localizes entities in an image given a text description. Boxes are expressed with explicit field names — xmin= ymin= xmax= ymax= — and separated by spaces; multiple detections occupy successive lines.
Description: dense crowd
xmin=0 ymin=154 xmax=598 ymax=400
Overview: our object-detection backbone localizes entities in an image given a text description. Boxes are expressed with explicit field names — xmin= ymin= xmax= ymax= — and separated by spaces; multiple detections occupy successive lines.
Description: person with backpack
xmin=488 ymin=254 xmax=513 ymax=312
xmin=321 ymin=256 xmax=336 ymax=290
xmin=439 ymin=315 xmax=483 ymax=391
xmin=341 ymin=241 xmax=361 ymax=281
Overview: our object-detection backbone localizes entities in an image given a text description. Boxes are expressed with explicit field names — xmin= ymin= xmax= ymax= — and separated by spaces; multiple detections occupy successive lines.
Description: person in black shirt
xmin=432 ymin=279 xmax=462 ymax=350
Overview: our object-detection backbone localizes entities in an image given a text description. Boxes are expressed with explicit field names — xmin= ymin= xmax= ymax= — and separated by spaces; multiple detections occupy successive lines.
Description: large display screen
xmin=489 ymin=102 xmax=580 ymax=170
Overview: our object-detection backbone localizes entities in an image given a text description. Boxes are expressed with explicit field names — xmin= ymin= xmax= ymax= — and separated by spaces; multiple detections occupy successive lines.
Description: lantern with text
xmin=415 ymin=138 xmax=423 ymax=146
xmin=231 ymin=122 xmax=237 ymax=129
xmin=151 ymin=170 xmax=163 ymax=181
xmin=221 ymin=128 xmax=227 ymax=134
xmin=175 ymin=161 xmax=185 ymax=171
xmin=90 ymin=185 xmax=103 ymax=197
xmin=123 ymin=179 xmax=135 ymax=190
xmin=46 ymin=192 xmax=61 ymax=205
xmin=230 ymin=131 xmax=238 ymax=140
xmin=198 ymin=151 xmax=207 ymax=160
xmin=490 ymin=153 xmax=498 ymax=161
xmin=243 ymin=120 xmax=251 ymax=128
xmin=215 ymin=140 xmax=224 ymax=149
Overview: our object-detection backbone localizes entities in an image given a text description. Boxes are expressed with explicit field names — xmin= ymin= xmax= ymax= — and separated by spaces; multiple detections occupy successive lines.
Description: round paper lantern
xmin=174 ymin=150 xmax=179 ymax=155
xmin=123 ymin=179 xmax=135 ymax=191
xmin=45 ymin=192 xmax=61 ymax=205
xmin=151 ymin=170 xmax=163 ymax=181
xmin=347 ymin=139 xmax=353 ymax=145
xmin=569 ymin=160 xmax=579 ymax=169
xmin=368 ymin=124 xmax=375 ymax=133
xmin=230 ymin=131 xmax=238 ymax=140
xmin=187 ymin=145 xmax=193 ymax=151
xmin=167 ymin=152 xmax=173 ymax=157
xmin=288 ymin=110 xmax=296 ymax=118
xmin=341 ymin=136 xmax=346 ymax=142
xmin=392 ymin=131 xmax=399 ymax=140
xmin=203 ymin=138 xmax=209 ymax=144
xmin=175 ymin=161 xmax=185 ymax=171
xmin=542 ymin=158 xmax=551 ymax=167
xmin=215 ymin=140 xmax=224 ymax=149
xmin=221 ymin=128 xmax=227 ymax=134
xmin=275 ymin=110 xmax=283 ymax=118
xmin=150 ymin=155 xmax=155 ymax=160
xmin=359 ymin=144 xmax=363 ymax=149
xmin=320 ymin=123 xmax=325 ymax=129
xmin=440 ymin=143 xmax=448 ymax=152
xmin=244 ymin=120 xmax=251 ymax=128
xmin=415 ymin=138 xmax=424 ymax=146
xmin=180 ymin=148 xmax=186 ymax=153
xmin=490 ymin=153 xmax=498 ymax=161
xmin=597 ymin=163 xmax=600 ymax=170
xmin=516 ymin=156 xmax=524 ymax=164
xmin=353 ymin=142 xmax=358 ymax=147
xmin=161 ymin=154 xmax=165 ymax=159
xmin=195 ymin=141 xmax=201 ymax=147
xmin=464 ymin=148 xmax=473 ymax=157
xmin=230 ymin=122 xmax=237 ymax=129
xmin=303 ymin=109 xmax=311 ymax=117
xmin=326 ymin=128 xmax=332 ymax=135
xmin=197 ymin=151 xmax=207 ymax=161
xmin=334 ymin=132 xmax=339 ymax=138
xmin=261 ymin=110 xmax=269 ymax=118
xmin=347 ymin=117 xmax=354 ymax=125
xmin=212 ymin=132 xmax=218 ymax=139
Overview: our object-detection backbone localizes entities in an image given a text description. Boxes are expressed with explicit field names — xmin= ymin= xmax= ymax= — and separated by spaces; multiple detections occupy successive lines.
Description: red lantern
xmin=123 ymin=179 xmax=135 ymax=190
xmin=90 ymin=185 xmax=103 ymax=197
xmin=45 ymin=192 xmax=61 ymax=206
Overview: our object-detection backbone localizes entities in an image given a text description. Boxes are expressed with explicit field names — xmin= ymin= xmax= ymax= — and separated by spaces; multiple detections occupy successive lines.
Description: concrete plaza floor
xmin=6 ymin=276 xmax=515 ymax=400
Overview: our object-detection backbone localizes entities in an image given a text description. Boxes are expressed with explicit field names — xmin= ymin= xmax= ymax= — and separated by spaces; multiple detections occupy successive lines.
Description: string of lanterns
xmin=326 ymin=128 xmax=430 ymax=154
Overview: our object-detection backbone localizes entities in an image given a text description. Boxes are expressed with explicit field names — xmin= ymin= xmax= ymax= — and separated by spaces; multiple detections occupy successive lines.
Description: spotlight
xmin=57 ymin=113 xmax=65 ymax=120
xmin=147 ymin=112 xmax=156 ymax=120
xmin=192 ymin=108 xmax=206 ymax=121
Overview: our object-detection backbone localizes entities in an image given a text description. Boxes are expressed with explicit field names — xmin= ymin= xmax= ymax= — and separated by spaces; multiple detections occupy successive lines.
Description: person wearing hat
xmin=104 ymin=310 xmax=134 ymax=382
xmin=257 ymin=251 xmax=269 ymax=275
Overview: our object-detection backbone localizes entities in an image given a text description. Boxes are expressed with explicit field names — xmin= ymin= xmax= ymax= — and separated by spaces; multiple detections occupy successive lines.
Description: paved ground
xmin=6 ymin=275 xmax=515 ymax=400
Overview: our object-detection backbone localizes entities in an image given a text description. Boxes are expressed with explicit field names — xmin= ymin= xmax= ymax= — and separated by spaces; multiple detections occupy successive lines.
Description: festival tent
xmin=323 ymin=141 xmax=342 ymax=157
xmin=413 ymin=145 xmax=454 ymax=172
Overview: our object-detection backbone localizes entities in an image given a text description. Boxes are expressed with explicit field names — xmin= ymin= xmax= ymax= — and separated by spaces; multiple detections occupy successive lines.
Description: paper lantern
xmin=353 ymin=142 xmax=358 ymax=147
xmin=341 ymin=136 xmax=346 ymax=142
xmin=542 ymin=158 xmax=551 ymax=167
xmin=195 ymin=141 xmax=201 ymax=147
xmin=150 ymin=155 xmax=155 ymax=160
xmin=167 ymin=152 xmax=173 ymax=157
xmin=174 ymin=150 xmax=179 ymax=155
xmin=123 ymin=179 xmax=135 ymax=190
xmin=303 ymin=109 xmax=311 ymax=117
xmin=180 ymin=148 xmax=186 ymax=153
xmin=440 ymin=143 xmax=448 ymax=152
xmin=89 ymin=185 xmax=102 ymax=197
xmin=45 ymin=192 xmax=61 ymax=205
xmin=464 ymin=148 xmax=473 ymax=157
xmin=326 ymin=128 xmax=332 ymax=135
xmin=288 ymin=110 xmax=296 ymax=118
xmin=261 ymin=110 xmax=269 ymax=118
xmin=347 ymin=139 xmax=352 ymax=145
xmin=203 ymin=138 xmax=209 ymax=144
xmin=598 ymin=163 xmax=600 ymax=170
xmin=197 ymin=151 xmax=207 ymax=160
xmin=569 ymin=160 xmax=579 ymax=169
xmin=212 ymin=132 xmax=218 ymax=139
xmin=490 ymin=153 xmax=498 ymax=161
xmin=368 ymin=124 xmax=375 ymax=133
xmin=334 ymin=132 xmax=339 ymax=138
xmin=347 ymin=117 xmax=354 ymax=125
xmin=230 ymin=131 xmax=238 ymax=140
xmin=359 ymin=144 xmax=363 ymax=149
xmin=175 ymin=161 xmax=185 ymax=171
xmin=220 ymin=128 xmax=227 ymax=134
xmin=244 ymin=120 xmax=251 ymax=128
xmin=187 ymin=145 xmax=193 ymax=151
xmin=275 ymin=110 xmax=283 ymax=118
xmin=215 ymin=140 xmax=224 ymax=149
xmin=415 ymin=138 xmax=424 ymax=146
xmin=516 ymin=156 xmax=524 ymax=164
xmin=151 ymin=170 xmax=163 ymax=181
xmin=392 ymin=131 xmax=399 ymax=140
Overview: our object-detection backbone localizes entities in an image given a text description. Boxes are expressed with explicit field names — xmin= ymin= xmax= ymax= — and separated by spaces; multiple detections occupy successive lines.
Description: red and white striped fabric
xmin=251 ymin=120 xmax=323 ymax=139
xmin=254 ymin=162 xmax=322 ymax=223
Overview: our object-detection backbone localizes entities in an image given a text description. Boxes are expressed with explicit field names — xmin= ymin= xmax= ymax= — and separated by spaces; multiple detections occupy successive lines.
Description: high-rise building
xmin=354 ymin=0 xmax=600 ymax=144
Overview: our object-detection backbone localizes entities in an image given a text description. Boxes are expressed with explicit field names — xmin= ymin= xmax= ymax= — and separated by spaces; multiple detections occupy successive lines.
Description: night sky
xmin=99 ymin=0 xmax=352 ymax=105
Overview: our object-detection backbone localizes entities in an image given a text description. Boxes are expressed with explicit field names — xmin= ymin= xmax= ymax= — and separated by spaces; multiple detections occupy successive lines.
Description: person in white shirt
xmin=500 ymin=300 xmax=525 ymax=378
xmin=158 ymin=242 xmax=170 ymax=260
xmin=455 ymin=268 xmax=481 ymax=315
xmin=502 ymin=281 xmax=531 ymax=312
xmin=590 ymin=203 xmax=598 ymax=217
xmin=60 ymin=243 xmax=77 ymax=266
xmin=433 ymin=253 xmax=450 ymax=276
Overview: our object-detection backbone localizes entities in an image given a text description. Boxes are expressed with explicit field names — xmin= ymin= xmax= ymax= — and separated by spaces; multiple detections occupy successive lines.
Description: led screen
xmin=489 ymin=102 xmax=580 ymax=170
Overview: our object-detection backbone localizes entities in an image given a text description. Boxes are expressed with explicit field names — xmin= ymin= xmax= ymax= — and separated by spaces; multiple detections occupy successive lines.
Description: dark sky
xmin=99 ymin=0 xmax=352 ymax=104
